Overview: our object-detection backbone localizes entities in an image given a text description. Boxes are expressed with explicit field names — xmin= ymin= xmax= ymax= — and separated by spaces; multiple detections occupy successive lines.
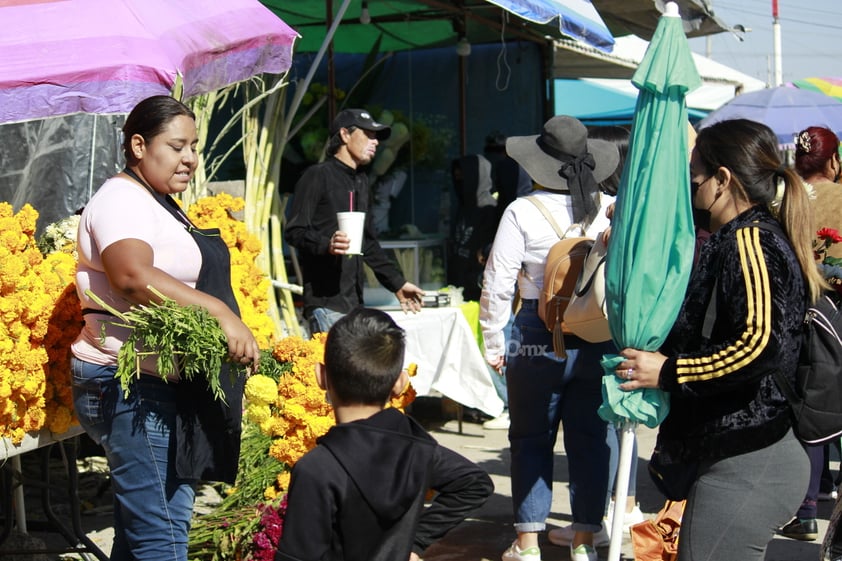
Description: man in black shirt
xmin=285 ymin=109 xmax=424 ymax=333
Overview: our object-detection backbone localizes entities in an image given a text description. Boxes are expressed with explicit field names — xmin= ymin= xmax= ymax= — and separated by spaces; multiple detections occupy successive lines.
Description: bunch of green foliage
xmin=86 ymin=287 xmax=244 ymax=402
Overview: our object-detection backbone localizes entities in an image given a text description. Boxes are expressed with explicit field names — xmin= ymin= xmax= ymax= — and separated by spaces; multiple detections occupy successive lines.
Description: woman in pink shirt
xmin=71 ymin=95 xmax=259 ymax=561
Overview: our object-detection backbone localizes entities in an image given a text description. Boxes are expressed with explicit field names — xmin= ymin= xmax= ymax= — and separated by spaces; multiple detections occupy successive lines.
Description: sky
xmin=685 ymin=0 xmax=842 ymax=86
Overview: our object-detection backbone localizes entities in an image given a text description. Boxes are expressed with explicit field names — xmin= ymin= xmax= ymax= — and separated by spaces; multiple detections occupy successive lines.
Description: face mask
xmin=692 ymin=207 xmax=711 ymax=232
xmin=691 ymin=181 xmax=720 ymax=233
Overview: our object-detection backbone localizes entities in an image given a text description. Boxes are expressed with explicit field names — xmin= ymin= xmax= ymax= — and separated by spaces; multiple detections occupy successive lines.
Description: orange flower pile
xmin=0 ymin=203 xmax=81 ymax=443
xmin=188 ymin=192 xmax=275 ymax=349
xmin=243 ymin=334 xmax=416 ymax=499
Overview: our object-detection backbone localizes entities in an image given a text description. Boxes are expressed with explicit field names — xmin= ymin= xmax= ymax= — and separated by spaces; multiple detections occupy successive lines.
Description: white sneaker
xmin=819 ymin=488 xmax=839 ymax=501
xmin=570 ymin=544 xmax=597 ymax=561
xmin=483 ymin=410 xmax=510 ymax=430
xmin=604 ymin=502 xmax=645 ymax=534
xmin=547 ymin=525 xmax=609 ymax=548
xmin=623 ymin=505 xmax=645 ymax=528
xmin=501 ymin=540 xmax=541 ymax=561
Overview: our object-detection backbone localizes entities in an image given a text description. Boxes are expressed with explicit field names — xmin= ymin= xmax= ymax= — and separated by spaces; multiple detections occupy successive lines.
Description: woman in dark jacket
xmin=613 ymin=119 xmax=826 ymax=561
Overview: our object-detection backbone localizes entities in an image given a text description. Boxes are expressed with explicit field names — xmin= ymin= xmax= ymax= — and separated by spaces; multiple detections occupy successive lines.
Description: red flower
xmin=249 ymin=496 xmax=288 ymax=561
xmin=817 ymin=228 xmax=842 ymax=244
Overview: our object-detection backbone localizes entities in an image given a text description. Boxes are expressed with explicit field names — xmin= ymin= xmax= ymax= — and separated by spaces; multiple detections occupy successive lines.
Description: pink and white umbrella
xmin=0 ymin=0 xmax=299 ymax=124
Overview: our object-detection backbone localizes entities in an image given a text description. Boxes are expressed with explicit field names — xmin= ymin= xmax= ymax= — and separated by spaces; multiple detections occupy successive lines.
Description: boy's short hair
xmin=324 ymin=308 xmax=405 ymax=405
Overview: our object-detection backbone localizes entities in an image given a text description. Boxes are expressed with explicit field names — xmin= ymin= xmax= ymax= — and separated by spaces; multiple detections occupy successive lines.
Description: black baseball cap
xmin=330 ymin=109 xmax=391 ymax=141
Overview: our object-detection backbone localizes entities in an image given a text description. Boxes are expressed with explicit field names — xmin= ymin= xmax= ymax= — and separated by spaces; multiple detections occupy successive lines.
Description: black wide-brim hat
xmin=506 ymin=115 xmax=619 ymax=191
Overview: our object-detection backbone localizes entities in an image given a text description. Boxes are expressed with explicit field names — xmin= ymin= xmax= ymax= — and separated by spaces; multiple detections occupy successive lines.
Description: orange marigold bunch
xmin=243 ymin=332 xmax=417 ymax=500
xmin=39 ymin=253 xmax=82 ymax=434
xmin=268 ymin=334 xmax=333 ymax=467
xmin=188 ymin=193 xmax=275 ymax=349
xmin=0 ymin=204 xmax=80 ymax=443
xmin=389 ymin=362 xmax=418 ymax=410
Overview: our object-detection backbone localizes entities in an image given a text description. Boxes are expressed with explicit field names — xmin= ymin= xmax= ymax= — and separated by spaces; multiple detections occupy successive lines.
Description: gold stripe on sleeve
xmin=676 ymin=227 xmax=773 ymax=383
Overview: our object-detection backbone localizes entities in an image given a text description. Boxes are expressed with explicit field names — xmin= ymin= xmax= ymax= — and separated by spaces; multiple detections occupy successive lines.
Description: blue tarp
xmin=555 ymin=79 xmax=708 ymax=124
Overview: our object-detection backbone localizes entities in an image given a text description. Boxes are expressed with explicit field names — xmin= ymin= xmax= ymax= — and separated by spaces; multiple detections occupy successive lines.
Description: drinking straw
xmin=349 ymin=191 xmax=354 ymax=212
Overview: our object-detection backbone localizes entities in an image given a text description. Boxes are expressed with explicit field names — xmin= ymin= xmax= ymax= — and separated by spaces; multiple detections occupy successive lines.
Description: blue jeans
xmin=71 ymin=358 xmax=197 ymax=561
xmin=505 ymin=300 xmax=611 ymax=533
xmin=309 ymin=307 xmax=347 ymax=334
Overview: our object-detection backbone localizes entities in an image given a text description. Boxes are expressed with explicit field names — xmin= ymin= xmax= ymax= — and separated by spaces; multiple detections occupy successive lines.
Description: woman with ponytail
xmin=609 ymin=119 xmax=822 ymax=561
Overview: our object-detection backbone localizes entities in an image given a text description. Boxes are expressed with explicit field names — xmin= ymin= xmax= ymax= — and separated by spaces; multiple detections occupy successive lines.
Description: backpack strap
xmin=527 ymin=196 xmax=581 ymax=239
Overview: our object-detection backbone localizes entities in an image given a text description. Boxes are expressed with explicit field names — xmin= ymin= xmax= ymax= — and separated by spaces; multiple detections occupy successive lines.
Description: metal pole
xmin=607 ymin=420 xmax=636 ymax=561
xmin=11 ymin=456 xmax=26 ymax=534
xmin=281 ymin=0 xmax=352 ymax=145
xmin=327 ymin=0 xmax=337 ymax=122
xmin=772 ymin=0 xmax=783 ymax=86
xmin=459 ymin=54 xmax=467 ymax=157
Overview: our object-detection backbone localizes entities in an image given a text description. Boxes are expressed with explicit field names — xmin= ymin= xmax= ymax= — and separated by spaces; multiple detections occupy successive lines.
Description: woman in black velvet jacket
xmin=613 ymin=119 xmax=826 ymax=561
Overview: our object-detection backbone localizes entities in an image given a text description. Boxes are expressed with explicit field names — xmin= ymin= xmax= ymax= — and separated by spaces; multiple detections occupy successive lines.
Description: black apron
xmin=124 ymin=169 xmax=244 ymax=484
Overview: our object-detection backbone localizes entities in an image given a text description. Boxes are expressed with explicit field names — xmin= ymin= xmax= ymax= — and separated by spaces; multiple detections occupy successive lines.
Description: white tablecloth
xmin=387 ymin=307 xmax=504 ymax=417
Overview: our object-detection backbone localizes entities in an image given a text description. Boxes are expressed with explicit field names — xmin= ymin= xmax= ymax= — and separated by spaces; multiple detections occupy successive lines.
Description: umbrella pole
xmin=608 ymin=419 xmax=637 ymax=561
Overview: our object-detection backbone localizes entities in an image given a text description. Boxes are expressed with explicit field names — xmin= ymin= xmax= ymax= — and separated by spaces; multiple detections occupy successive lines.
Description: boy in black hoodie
xmin=275 ymin=308 xmax=494 ymax=561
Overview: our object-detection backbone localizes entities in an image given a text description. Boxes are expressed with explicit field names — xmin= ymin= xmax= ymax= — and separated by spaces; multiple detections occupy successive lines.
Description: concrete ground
xmin=416 ymin=398 xmax=834 ymax=561
xmin=4 ymin=397 xmax=837 ymax=560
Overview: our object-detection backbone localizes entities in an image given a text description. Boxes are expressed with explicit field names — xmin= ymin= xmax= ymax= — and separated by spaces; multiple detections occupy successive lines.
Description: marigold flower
xmin=245 ymin=374 xmax=279 ymax=406
xmin=246 ymin=403 xmax=272 ymax=426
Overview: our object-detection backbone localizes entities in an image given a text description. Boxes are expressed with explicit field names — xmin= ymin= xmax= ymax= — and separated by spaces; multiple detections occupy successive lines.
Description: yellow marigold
xmin=187 ymin=193 xmax=275 ymax=347
xmin=23 ymin=404 xmax=46 ymax=432
xmin=281 ymin=401 xmax=308 ymax=424
xmin=0 ymin=207 xmax=84 ymax=443
xmin=268 ymin=437 xmax=309 ymax=466
xmin=306 ymin=416 xmax=335 ymax=440
xmin=263 ymin=485 xmax=279 ymax=501
xmin=263 ymin=415 xmax=289 ymax=437
xmin=23 ymin=375 xmax=44 ymax=397
xmin=46 ymin=405 xmax=74 ymax=435
xmin=276 ymin=470 xmax=291 ymax=492
xmin=8 ymin=427 xmax=24 ymax=444
xmin=15 ymin=204 xmax=38 ymax=235
xmin=244 ymin=374 xmax=278 ymax=406
xmin=245 ymin=403 xmax=272 ymax=426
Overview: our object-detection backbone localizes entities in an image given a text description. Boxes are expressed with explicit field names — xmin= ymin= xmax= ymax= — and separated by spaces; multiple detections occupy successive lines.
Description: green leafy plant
xmin=85 ymin=287 xmax=244 ymax=401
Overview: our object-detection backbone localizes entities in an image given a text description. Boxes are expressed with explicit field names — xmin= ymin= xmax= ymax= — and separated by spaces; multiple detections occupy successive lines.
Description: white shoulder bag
xmin=563 ymin=232 xmax=611 ymax=342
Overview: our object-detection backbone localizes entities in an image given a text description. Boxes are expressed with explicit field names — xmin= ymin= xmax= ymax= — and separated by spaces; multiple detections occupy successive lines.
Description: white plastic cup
xmin=336 ymin=211 xmax=366 ymax=255
xmin=448 ymin=286 xmax=464 ymax=307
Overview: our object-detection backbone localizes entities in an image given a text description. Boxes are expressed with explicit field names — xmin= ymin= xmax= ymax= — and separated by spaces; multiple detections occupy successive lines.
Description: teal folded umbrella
xmin=596 ymin=6 xmax=701 ymax=559
xmin=599 ymin=4 xmax=701 ymax=427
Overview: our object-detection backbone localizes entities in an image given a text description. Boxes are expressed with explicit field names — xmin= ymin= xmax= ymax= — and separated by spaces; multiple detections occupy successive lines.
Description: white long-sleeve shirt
xmin=479 ymin=189 xmax=614 ymax=361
